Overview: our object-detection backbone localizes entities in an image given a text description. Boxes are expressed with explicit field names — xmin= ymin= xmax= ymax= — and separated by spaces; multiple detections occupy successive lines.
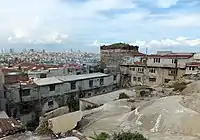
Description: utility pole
xmin=174 ymin=56 xmax=178 ymax=80
xmin=19 ymin=81 xmax=22 ymax=103
xmin=142 ymin=48 xmax=148 ymax=86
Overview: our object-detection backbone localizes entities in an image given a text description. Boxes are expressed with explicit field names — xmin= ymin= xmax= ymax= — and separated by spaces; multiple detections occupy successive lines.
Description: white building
xmin=5 ymin=72 xmax=120 ymax=125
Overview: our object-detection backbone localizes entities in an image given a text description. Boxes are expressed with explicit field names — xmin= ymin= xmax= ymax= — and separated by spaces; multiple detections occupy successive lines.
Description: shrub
xmin=119 ymin=93 xmax=130 ymax=99
xmin=112 ymin=131 xmax=149 ymax=140
xmin=90 ymin=132 xmax=110 ymax=140
xmin=170 ymin=82 xmax=187 ymax=92
xmin=36 ymin=121 xmax=53 ymax=136
xmin=90 ymin=131 xmax=148 ymax=140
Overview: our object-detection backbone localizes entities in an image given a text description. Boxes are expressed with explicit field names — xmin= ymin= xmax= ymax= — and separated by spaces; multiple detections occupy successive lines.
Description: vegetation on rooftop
xmin=100 ymin=43 xmax=139 ymax=50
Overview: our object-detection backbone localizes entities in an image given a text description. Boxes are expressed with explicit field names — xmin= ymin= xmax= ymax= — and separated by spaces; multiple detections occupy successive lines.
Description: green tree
xmin=90 ymin=132 xmax=110 ymax=140
xmin=112 ymin=132 xmax=148 ymax=140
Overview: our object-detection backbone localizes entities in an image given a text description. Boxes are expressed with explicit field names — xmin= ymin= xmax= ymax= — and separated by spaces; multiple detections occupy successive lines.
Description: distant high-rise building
xmin=23 ymin=48 xmax=27 ymax=52
xmin=30 ymin=49 xmax=34 ymax=52
xmin=9 ymin=48 xmax=14 ymax=53
xmin=2 ymin=48 xmax=5 ymax=54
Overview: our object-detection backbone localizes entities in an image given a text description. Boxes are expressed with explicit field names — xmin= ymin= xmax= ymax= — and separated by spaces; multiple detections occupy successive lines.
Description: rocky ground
xmin=82 ymin=96 xmax=200 ymax=140
xmin=81 ymin=79 xmax=200 ymax=140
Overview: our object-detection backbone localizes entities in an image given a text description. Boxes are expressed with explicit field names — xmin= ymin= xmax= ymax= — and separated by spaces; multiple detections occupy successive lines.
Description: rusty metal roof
xmin=0 ymin=118 xmax=21 ymax=137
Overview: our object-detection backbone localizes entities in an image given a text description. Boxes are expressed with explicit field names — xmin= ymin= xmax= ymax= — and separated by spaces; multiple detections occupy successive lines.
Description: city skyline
xmin=0 ymin=0 xmax=200 ymax=53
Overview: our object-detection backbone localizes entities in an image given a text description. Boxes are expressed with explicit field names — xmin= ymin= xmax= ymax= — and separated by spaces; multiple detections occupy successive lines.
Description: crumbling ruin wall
xmin=120 ymin=74 xmax=132 ymax=88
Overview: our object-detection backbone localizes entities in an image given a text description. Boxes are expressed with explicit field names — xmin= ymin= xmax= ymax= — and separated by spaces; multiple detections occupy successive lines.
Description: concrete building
xmin=185 ymin=62 xmax=200 ymax=75
xmin=120 ymin=51 xmax=194 ymax=87
xmin=185 ymin=53 xmax=200 ymax=75
xmin=4 ymin=73 xmax=120 ymax=125
xmin=100 ymin=43 xmax=139 ymax=72
xmin=0 ymin=69 xmax=5 ymax=111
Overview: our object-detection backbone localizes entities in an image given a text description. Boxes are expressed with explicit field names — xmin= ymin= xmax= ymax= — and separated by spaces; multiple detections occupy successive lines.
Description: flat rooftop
xmin=57 ymin=72 xmax=109 ymax=82
xmin=33 ymin=73 xmax=109 ymax=86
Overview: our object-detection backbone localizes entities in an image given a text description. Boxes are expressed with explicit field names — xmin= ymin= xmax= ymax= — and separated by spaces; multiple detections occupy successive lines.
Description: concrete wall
xmin=48 ymin=111 xmax=83 ymax=134
xmin=0 ymin=69 xmax=5 ymax=111
xmin=124 ymin=65 xmax=186 ymax=86
xmin=185 ymin=66 xmax=200 ymax=75
xmin=147 ymin=57 xmax=193 ymax=68
xmin=6 ymin=88 xmax=20 ymax=103
xmin=39 ymin=84 xmax=63 ymax=98
xmin=42 ymin=100 xmax=59 ymax=114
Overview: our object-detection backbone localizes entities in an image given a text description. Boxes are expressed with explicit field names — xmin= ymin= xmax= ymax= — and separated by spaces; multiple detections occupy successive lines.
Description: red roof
xmin=134 ymin=52 xmax=146 ymax=56
xmin=13 ymin=62 xmax=33 ymax=68
xmin=186 ymin=62 xmax=200 ymax=67
xmin=0 ymin=118 xmax=21 ymax=138
xmin=1 ymin=68 xmax=19 ymax=74
xmin=134 ymin=61 xmax=144 ymax=65
xmin=148 ymin=53 xmax=194 ymax=59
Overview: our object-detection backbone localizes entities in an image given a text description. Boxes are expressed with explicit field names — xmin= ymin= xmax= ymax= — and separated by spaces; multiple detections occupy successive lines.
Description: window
xmin=89 ymin=80 xmax=93 ymax=88
xmin=100 ymin=78 xmax=104 ymax=85
xmin=153 ymin=58 xmax=160 ymax=63
xmin=189 ymin=66 xmax=195 ymax=71
xmin=48 ymin=100 xmax=54 ymax=107
xmin=172 ymin=59 xmax=176 ymax=64
xmin=138 ymin=67 xmax=144 ymax=73
xmin=49 ymin=85 xmax=55 ymax=91
xmin=113 ymin=75 xmax=117 ymax=81
xmin=40 ymin=73 xmax=47 ymax=78
xmin=149 ymin=68 xmax=156 ymax=73
xmin=165 ymin=79 xmax=171 ymax=83
xmin=149 ymin=78 xmax=156 ymax=82
xmin=87 ymin=92 xmax=92 ymax=97
xmin=22 ymin=89 xmax=30 ymax=96
xmin=168 ymin=70 xmax=176 ymax=76
xmin=70 ymin=81 xmax=76 ymax=90
xmin=131 ymin=67 xmax=135 ymax=71
xmin=138 ymin=77 xmax=141 ymax=82
xmin=133 ymin=77 xmax=137 ymax=81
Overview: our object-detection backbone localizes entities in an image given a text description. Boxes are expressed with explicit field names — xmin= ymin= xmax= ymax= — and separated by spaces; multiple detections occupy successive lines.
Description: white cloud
xmin=0 ymin=0 xmax=57 ymax=40
xmin=157 ymin=0 xmax=179 ymax=8
xmin=41 ymin=33 xmax=69 ymax=44
xmin=157 ymin=13 xmax=200 ymax=27
xmin=13 ymin=28 xmax=29 ymax=39
xmin=89 ymin=40 xmax=111 ymax=47
xmin=0 ymin=0 xmax=200 ymax=52
xmin=133 ymin=37 xmax=200 ymax=48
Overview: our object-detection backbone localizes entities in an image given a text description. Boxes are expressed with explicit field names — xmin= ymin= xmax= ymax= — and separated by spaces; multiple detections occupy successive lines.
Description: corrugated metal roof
xmin=33 ymin=77 xmax=63 ymax=86
xmin=57 ymin=73 xmax=109 ymax=82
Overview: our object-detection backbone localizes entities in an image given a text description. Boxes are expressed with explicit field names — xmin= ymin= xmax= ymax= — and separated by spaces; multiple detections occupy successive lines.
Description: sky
xmin=0 ymin=0 xmax=200 ymax=53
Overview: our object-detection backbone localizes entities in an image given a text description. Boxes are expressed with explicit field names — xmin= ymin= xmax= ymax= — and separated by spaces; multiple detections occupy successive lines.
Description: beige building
xmin=121 ymin=64 xmax=185 ymax=87
xmin=120 ymin=51 xmax=194 ymax=87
